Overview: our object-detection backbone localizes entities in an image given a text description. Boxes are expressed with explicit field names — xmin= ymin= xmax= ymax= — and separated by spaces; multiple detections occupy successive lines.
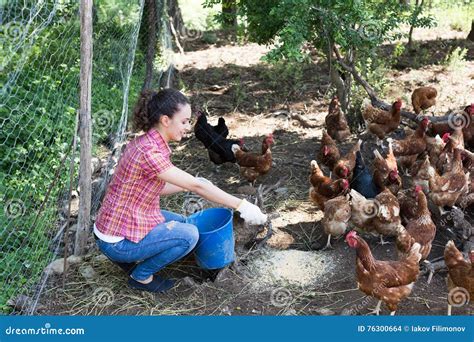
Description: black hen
xmin=194 ymin=111 xmax=241 ymax=164
xmin=194 ymin=111 xmax=229 ymax=144
xmin=350 ymin=151 xmax=378 ymax=198
xmin=214 ymin=117 xmax=229 ymax=138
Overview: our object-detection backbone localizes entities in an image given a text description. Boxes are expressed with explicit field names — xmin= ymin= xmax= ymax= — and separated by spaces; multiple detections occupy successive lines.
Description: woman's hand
xmin=236 ymin=199 xmax=267 ymax=225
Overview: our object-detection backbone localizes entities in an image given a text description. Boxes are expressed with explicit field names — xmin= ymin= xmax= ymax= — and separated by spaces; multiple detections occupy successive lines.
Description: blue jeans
xmin=96 ymin=210 xmax=199 ymax=281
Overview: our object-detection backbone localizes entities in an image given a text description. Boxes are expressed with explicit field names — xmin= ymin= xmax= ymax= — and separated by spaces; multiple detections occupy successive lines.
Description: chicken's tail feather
xmin=373 ymin=149 xmax=383 ymax=160
xmin=349 ymin=189 xmax=365 ymax=203
xmin=386 ymin=137 xmax=398 ymax=152
xmin=409 ymin=242 xmax=422 ymax=263
xmin=231 ymin=144 xmax=241 ymax=156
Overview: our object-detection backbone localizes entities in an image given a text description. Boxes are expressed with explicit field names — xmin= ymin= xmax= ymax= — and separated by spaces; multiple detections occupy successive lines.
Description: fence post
xmin=75 ymin=0 xmax=93 ymax=256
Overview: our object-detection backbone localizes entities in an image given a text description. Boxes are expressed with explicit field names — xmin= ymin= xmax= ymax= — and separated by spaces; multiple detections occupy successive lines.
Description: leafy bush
xmin=442 ymin=46 xmax=467 ymax=70
xmin=259 ymin=60 xmax=308 ymax=95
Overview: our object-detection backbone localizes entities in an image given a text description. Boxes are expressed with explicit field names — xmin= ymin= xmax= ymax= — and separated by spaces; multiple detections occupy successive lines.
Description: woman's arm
xmin=161 ymin=182 xmax=185 ymax=195
xmin=157 ymin=166 xmax=242 ymax=209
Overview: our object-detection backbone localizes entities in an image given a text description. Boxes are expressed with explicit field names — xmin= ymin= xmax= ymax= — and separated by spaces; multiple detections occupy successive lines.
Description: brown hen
xmin=412 ymin=86 xmax=437 ymax=115
xmin=321 ymin=195 xmax=351 ymax=249
xmin=428 ymin=148 xmax=470 ymax=215
xmin=444 ymin=241 xmax=473 ymax=315
xmin=362 ymin=99 xmax=402 ymax=145
xmin=373 ymin=141 xmax=402 ymax=195
xmin=346 ymin=231 xmax=422 ymax=315
xmin=325 ymin=95 xmax=351 ymax=142
xmin=396 ymin=186 xmax=436 ymax=282
xmin=232 ymin=134 xmax=274 ymax=183
xmin=317 ymin=130 xmax=340 ymax=170
xmin=333 ymin=139 xmax=362 ymax=180
xmin=309 ymin=160 xmax=349 ymax=210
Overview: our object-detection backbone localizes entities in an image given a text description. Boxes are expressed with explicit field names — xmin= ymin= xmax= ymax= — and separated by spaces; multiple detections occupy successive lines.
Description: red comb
xmin=442 ymin=132 xmax=451 ymax=142
xmin=346 ymin=231 xmax=357 ymax=240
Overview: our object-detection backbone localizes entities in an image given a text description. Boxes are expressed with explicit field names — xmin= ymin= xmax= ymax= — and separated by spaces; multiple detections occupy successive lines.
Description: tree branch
xmin=332 ymin=45 xmax=454 ymax=123
xmin=169 ymin=16 xmax=184 ymax=54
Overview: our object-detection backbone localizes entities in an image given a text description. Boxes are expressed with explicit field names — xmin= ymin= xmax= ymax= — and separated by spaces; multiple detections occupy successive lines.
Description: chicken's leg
xmin=378 ymin=235 xmax=391 ymax=246
xmin=322 ymin=234 xmax=333 ymax=250
xmin=367 ymin=300 xmax=382 ymax=315
xmin=438 ymin=206 xmax=448 ymax=216
xmin=423 ymin=260 xmax=435 ymax=283
xmin=396 ymin=163 xmax=411 ymax=177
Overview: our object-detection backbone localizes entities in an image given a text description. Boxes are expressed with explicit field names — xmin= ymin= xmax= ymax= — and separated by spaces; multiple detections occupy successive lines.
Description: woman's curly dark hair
xmin=132 ymin=88 xmax=190 ymax=132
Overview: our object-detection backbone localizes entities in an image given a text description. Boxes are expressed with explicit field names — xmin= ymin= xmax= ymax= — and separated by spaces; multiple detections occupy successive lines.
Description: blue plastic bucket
xmin=186 ymin=208 xmax=235 ymax=269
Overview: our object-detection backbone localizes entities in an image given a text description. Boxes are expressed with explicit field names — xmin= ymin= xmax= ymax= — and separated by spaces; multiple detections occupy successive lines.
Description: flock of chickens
xmin=192 ymin=87 xmax=473 ymax=316
xmin=313 ymin=88 xmax=473 ymax=315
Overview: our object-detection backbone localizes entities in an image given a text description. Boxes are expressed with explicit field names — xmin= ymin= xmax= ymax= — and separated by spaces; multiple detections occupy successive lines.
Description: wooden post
xmin=75 ymin=0 xmax=93 ymax=256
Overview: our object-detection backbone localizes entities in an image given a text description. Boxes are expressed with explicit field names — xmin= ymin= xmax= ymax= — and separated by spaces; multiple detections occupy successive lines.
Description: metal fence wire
xmin=0 ymin=0 xmax=174 ymax=314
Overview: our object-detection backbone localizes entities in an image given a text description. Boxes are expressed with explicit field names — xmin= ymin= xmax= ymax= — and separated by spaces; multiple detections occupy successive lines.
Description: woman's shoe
xmin=127 ymin=276 xmax=175 ymax=293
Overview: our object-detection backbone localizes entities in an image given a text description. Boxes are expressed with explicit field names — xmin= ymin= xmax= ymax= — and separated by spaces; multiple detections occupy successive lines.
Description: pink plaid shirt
xmin=95 ymin=128 xmax=174 ymax=243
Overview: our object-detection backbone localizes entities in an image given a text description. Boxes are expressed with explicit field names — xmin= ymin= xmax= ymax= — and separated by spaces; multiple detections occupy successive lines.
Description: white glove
xmin=236 ymin=199 xmax=267 ymax=225
xmin=195 ymin=177 xmax=213 ymax=186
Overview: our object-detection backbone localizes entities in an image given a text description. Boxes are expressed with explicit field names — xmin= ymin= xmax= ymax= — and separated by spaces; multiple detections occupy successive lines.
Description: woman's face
xmin=161 ymin=103 xmax=192 ymax=142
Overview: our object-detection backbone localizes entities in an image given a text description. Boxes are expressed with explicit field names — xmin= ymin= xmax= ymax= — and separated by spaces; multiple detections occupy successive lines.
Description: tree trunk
xmin=143 ymin=0 xmax=157 ymax=90
xmin=467 ymin=20 xmax=474 ymax=41
xmin=328 ymin=43 xmax=351 ymax=113
xmin=222 ymin=0 xmax=237 ymax=38
xmin=407 ymin=0 xmax=424 ymax=49
xmin=76 ymin=0 xmax=93 ymax=256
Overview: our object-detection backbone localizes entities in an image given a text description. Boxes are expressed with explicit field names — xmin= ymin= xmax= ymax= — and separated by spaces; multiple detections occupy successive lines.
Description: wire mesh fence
xmin=0 ymin=0 xmax=175 ymax=314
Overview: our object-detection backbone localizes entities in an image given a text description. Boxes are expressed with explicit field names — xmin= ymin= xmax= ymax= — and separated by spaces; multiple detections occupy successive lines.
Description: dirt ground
xmin=38 ymin=28 xmax=474 ymax=316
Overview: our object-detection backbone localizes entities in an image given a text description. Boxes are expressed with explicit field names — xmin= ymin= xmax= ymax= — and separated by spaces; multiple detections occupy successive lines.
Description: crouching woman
xmin=94 ymin=88 xmax=266 ymax=293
